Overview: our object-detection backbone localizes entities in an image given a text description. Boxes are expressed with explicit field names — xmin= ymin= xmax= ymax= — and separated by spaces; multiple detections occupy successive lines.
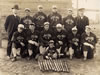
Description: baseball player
xmin=81 ymin=26 xmax=97 ymax=60
xmin=63 ymin=9 xmax=75 ymax=33
xmin=39 ymin=22 xmax=54 ymax=55
xmin=33 ymin=5 xmax=47 ymax=31
xmin=11 ymin=24 xmax=26 ymax=61
xmin=27 ymin=23 xmax=40 ymax=60
xmin=75 ymin=8 xmax=89 ymax=35
xmin=44 ymin=40 xmax=58 ymax=59
xmin=48 ymin=5 xmax=62 ymax=30
xmin=54 ymin=24 xmax=68 ymax=58
xmin=21 ymin=8 xmax=33 ymax=29
xmin=68 ymin=26 xmax=81 ymax=59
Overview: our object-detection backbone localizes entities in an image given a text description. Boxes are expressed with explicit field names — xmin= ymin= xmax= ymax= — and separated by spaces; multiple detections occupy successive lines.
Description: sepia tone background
xmin=0 ymin=0 xmax=100 ymax=75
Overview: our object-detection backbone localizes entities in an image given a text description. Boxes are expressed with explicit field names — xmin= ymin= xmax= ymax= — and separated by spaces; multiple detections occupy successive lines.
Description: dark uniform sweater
xmin=33 ymin=12 xmax=47 ymax=28
xmin=21 ymin=15 xmax=33 ymax=29
xmin=48 ymin=12 xmax=62 ymax=28
xmin=63 ymin=15 xmax=75 ymax=32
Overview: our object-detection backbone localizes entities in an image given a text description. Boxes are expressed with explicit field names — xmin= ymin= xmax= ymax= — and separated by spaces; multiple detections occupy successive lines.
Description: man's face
xmin=72 ymin=30 xmax=77 ymax=34
xmin=29 ymin=25 xmax=35 ymax=31
xmin=56 ymin=27 xmax=62 ymax=32
xmin=25 ymin=11 xmax=30 ymax=16
xmin=49 ymin=43 xmax=54 ymax=48
xmin=44 ymin=25 xmax=49 ymax=30
xmin=68 ymin=10 xmax=73 ymax=16
xmin=18 ymin=27 xmax=23 ymax=33
xmin=52 ymin=8 xmax=57 ymax=13
xmin=79 ymin=11 xmax=84 ymax=16
xmin=38 ymin=8 xmax=43 ymax=12
xmin=85 ymin=28 xmax=91 ymax=34
xmin=12 ymin=9 xmax=18 ymax=15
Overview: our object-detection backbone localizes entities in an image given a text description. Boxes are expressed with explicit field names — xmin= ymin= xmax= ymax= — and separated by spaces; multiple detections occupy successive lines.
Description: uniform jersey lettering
xmin=36 ymin=15 xmax=45 ymax=20
xmin=65 ymin=19 xmax=74 ymax=25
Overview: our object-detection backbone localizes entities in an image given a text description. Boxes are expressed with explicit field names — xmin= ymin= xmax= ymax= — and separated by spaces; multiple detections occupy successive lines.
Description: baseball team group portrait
xmin=0 ymin=0 xmax=100 ymax=75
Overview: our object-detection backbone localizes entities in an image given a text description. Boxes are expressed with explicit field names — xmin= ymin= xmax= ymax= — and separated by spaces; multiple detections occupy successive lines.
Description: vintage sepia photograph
xmin=0 ymin=0 xmax=100 ymax=75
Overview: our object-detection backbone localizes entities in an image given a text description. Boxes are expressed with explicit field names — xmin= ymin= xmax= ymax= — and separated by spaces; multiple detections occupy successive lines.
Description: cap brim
xmin=12 ymin=8 xmax=20 ymax=10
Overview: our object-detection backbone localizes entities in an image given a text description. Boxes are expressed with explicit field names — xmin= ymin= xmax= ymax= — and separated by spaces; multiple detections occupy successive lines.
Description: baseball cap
xmin=52 ymin=5 xmax=57 ymax=9
xmin=38 ymin=5 xmax=43 ymax=9
xmin=49 ymin=40 xmax=54 ymax=44
xmin=78 ymin=8 xmax=85 ymax=11
xmin=85 ymin=26 xmax=91 ymax=30
xmin=56 ymin=24 xmax=62 ymax=28
xmin=25 ymin=8 xmax=31 ymax=12
xmin=68 ymin=8 xmax=73 ymax=12
xmin=44 ymin=22 xmax=50 ymax=26
xmin=18 ymin=24 xmax=24 ymax=29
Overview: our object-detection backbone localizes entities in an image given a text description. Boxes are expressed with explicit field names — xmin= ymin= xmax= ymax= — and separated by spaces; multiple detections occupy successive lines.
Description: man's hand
xmin=53 ymin=53 xmax=57 ymax=58
xmin=34 ymin=42 xmax=39 ymax=46
xmin=58 ymin=41 xmax=63 ymax=45
xmin=28 ymin=40 xmax=34 ymax=44
xmin=74 ymin=42 xmax=78 ymax=46
xmin=84 ymin=42 xmax=94 ymax=49
xmin=20 ymin=42 xmax=25 ymax=46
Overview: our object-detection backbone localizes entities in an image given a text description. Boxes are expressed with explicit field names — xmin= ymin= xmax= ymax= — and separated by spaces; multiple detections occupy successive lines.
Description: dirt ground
xmin=0 ymin=24 xmax=100 ymax=75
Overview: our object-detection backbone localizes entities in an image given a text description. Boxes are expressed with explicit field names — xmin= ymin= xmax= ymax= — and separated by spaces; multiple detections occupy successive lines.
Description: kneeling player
xmin=44 ymin=40 xmax=58 ymax=59
xmin=54 ymin=24 xmax=68 ymax=58
xmin=81 ymin=26 xmax=97 ymax=60
xmin=11 ymin=24 xmax=26 ymax=61
xmin=39 ymin=22 xmax=54 ymax=55
xmin=27 ymin=23 xmax=39 ymax=60
xmin=68 ymin=26 xmax=81 ymax=59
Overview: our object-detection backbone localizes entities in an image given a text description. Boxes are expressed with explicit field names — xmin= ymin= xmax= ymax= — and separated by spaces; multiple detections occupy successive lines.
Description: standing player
xmin=21 ymin=8 xmax=33 ymax=29
xmin=48 ymin=5 xmax=62 ymax=30
xmin=39 ymin=22 xmax=54 ymax=55
xmin=54 ymin=24 xmax=68 ymax=58
xmin=75 ymin=8 xmax=89 ymax=35
xmin=4 ymin=5 xmax=20 ymax=59
xmin=11 ymin=24 xmax=26 ymax=61
xmin=33 ymin=5 xmax=47 ymax=31
xmin=63 ymin=9 xmax=75 ymax=33
xmin=81 ymin=26 xmax=97 ymax=60
xmin=27 ymin=23 xmax=40 ymax=60
xmin=68 ymin=26 xmax=81 ymax=59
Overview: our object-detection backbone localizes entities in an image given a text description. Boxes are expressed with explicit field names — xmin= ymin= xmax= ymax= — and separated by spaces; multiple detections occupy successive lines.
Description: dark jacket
xmin=27 ymin=29 xmax=40 ymax=42
xmin=81 ymin=32 xmax=97 ymax=46
xmin=11 ymin=31 xmax=26 ymax=44
xmin=48 ymin=12 xmax=62 ymax=27
xmin=21 ymin=15 xmax=33 ymax=29
xmin=4 ymin=15 xmax=20 ymax=36
xmin=54 ymin=30 xmax=68 ymax=45
xmin=33 ymin=12 xmax=47 ymax=27
xmin=75 ymin=16 xmax=89 ymax=33
xmin=40 ymin=29 xmax=54 ymax=46
xmin=68 ymin=33 xmax=81 ymax=47
xmin=63 ymin=15 xmax=75 ymax=31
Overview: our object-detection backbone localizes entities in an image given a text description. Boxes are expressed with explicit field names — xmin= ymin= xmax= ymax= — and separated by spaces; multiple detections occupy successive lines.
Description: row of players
xmin=11 ymin=22 xmax=97 ymax=62
xmin=5 ymin=5 xmax=89 ymax=35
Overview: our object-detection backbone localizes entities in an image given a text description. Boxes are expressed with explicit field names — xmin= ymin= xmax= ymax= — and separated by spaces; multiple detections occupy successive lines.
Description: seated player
xmin=44 ymin=40 xmax=58 ymax=59
xmin=54 ymin=24 xmax=68 ymax=58
xmin=39 ymin=22 xmax=54 ymax=55
xmin=27 ymin=23 xmax=40 ymax=60
xmin=68 ymin=26 xmax=81 ymax=59
xmin=81 ymin=26 xmax=97 ymax=60
xmin=11 ymin=24 xmax=26 ymax=61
